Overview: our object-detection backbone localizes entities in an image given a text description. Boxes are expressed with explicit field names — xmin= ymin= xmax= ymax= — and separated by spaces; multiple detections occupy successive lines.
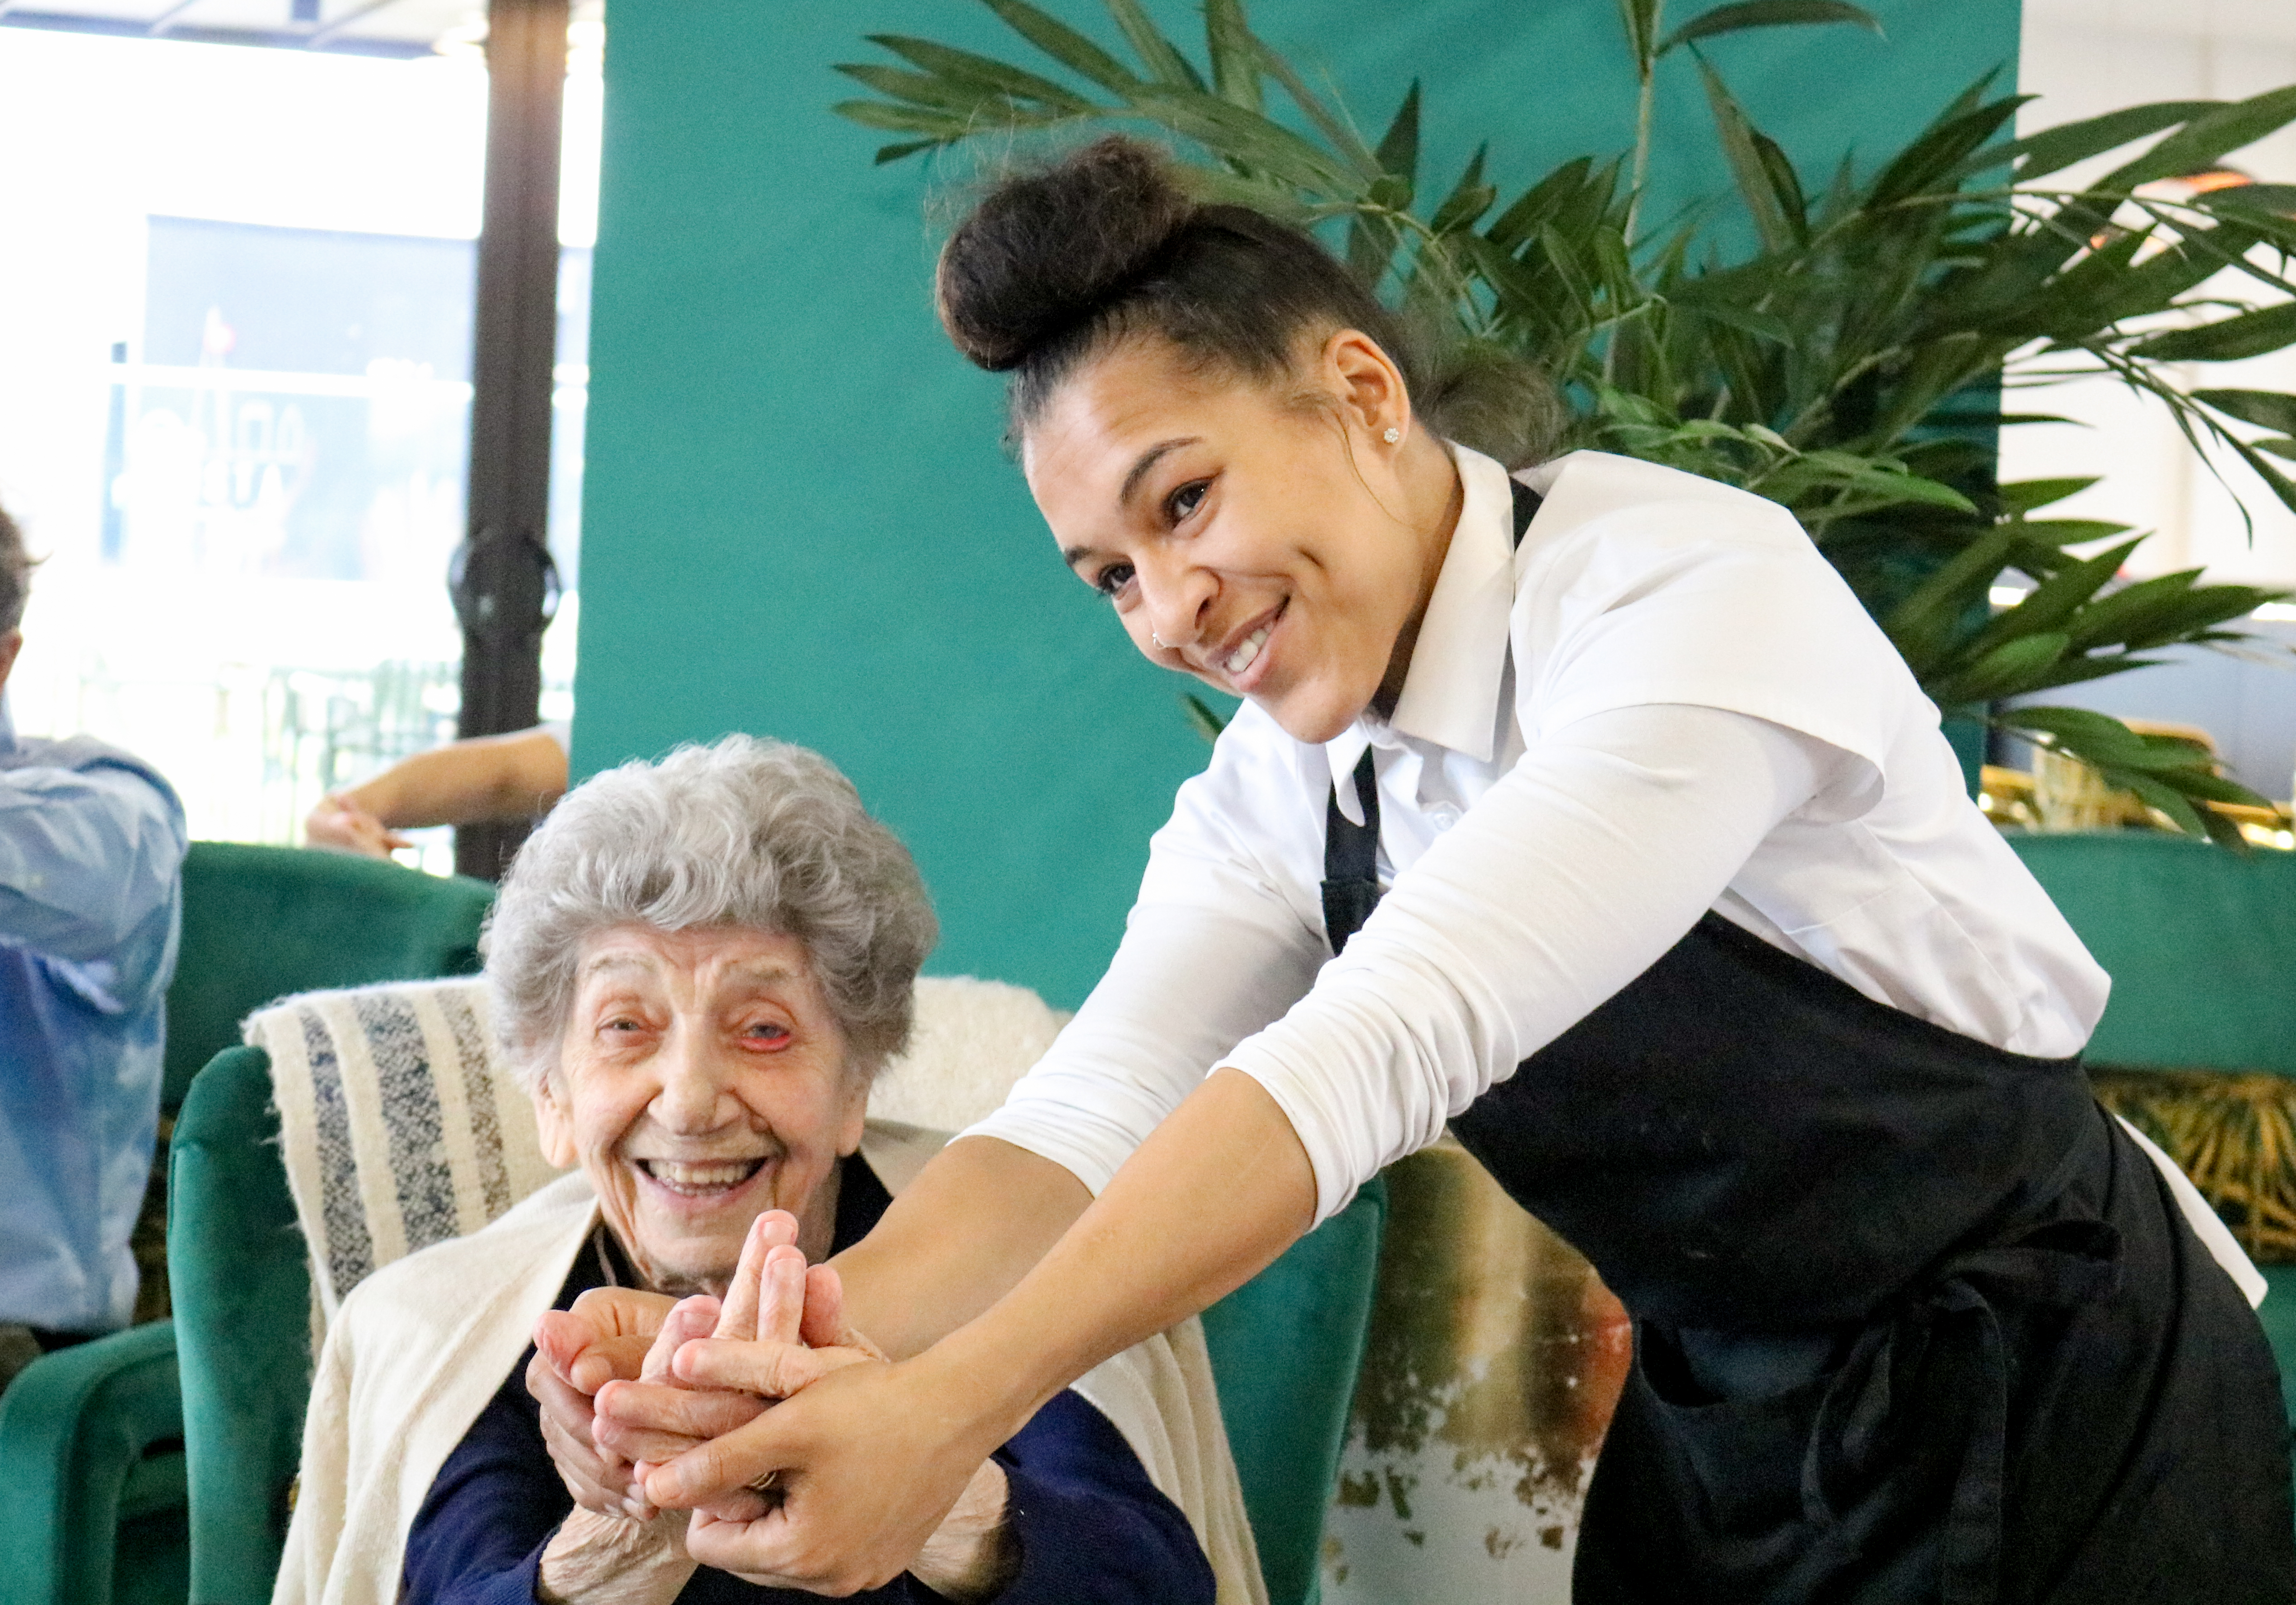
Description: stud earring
xmin=1382 ymin=426 xmax=1402 ymax=444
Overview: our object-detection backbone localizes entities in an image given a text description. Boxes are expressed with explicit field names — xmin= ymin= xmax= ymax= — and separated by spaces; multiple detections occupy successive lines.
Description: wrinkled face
xmin=1025 ymin=331 xmax=1448 ymax=746
xmin=532 ymin=924 xmax=866 ymax=1294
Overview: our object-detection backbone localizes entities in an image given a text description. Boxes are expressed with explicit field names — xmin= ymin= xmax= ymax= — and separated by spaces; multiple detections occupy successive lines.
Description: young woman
xmin=627 ymin=137 xmax=2293 ymax=1602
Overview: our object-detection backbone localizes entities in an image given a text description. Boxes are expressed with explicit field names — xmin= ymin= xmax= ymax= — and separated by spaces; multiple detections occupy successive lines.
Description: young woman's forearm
xmin=828 ymin=1136 xmax=1093 ymax=1360
xmin=926 ymin=1068 xmax=1317 ymax=1432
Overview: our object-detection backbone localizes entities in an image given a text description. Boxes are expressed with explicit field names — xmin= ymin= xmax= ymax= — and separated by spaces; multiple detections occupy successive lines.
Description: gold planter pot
xmin=1322 ymin=1135 xmax=1630 ymax=1602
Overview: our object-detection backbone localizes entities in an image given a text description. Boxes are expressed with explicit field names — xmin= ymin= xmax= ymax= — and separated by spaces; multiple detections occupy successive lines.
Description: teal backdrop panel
xmin=573 ymin=0 xmax=2021 ymax=1008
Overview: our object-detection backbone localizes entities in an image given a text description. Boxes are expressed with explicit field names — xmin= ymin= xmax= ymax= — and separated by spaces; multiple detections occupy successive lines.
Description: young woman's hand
xmin=642 ymin=1348 xmax=1008 ymax=1596
xmin=638 ymin=1259 xmax=1008 ymax=1597
xmin=593 ymin=1211 xmax=801 ymax=1520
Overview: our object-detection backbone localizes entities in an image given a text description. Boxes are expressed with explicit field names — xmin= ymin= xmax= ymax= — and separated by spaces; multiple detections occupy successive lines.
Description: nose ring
xmin=1152 ymin=633 xmax=1168 ymax=649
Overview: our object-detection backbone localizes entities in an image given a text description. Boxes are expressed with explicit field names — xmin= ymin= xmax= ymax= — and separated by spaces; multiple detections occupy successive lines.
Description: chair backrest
xmin=2009 ymin=832 xmax=2296 ymax=1075
xmin=161 ymin=843 xmax=495 ymax=1113
xmin=243 ymin=978 xmax=560 ymax=1326
xmin=175 ymin=970 xmax=1383 ymax=1605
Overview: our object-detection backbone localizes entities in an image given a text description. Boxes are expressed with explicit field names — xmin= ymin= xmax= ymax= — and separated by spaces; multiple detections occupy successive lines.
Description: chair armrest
xmin=0 ymin=1320 xmax=182 ymax=1605
xmin=172 ymin=1045 xmax=312 ymax=1605
xmin=1200 ymin=1177 xmax=1390 ymax=1605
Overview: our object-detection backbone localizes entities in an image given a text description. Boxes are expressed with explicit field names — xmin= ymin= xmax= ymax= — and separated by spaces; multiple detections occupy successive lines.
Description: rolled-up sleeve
xmin=964 ymin=717 xmax=1327 ymax=1198
xmin=1225 ymin=705 xmax=1834 ymax=1223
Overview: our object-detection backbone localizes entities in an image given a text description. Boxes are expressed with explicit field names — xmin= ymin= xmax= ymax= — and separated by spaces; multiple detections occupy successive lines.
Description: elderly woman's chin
xmin=610 ymin=1141 xmax=849 ymax=1292
xmin=612 ymin=1155 xmax=783 ymax=1292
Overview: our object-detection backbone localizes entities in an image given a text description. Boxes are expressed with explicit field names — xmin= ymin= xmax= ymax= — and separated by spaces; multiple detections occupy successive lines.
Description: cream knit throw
xmin=253 ymin=975 xmax=1265 ymax=1605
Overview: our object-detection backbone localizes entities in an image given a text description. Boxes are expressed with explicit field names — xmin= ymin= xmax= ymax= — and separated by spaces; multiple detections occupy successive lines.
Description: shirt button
xmin=1428 ymin=803 xmax=1460 ymax=832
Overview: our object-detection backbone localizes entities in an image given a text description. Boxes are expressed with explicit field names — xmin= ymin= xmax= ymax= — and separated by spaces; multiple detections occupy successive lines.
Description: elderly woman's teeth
xmin=642 ymin=1158 xmax=762 ymax=1195
xmin=1223 ymin=624 xmax=1271 ymax=676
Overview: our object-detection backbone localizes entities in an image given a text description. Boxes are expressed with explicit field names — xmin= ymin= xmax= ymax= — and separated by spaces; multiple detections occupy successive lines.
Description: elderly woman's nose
xmin=648 ymin=1033 xmax=741 ymax=1129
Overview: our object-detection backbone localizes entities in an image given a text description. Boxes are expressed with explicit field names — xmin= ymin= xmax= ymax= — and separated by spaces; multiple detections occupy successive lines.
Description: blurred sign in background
xmin=0 ymin=16 xmax=596 ymax=869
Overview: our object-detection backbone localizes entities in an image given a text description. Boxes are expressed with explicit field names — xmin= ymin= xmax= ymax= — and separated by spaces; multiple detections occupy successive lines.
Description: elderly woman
xmin=275 ymin=736 xmax=1259 ymax=1605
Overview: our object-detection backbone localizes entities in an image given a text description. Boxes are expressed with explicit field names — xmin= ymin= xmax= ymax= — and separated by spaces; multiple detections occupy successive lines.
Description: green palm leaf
xmin=830 ymin=0 xmax=2296 ymax=832
xmin=1656 ymin=0 xmax=1882 ymax=57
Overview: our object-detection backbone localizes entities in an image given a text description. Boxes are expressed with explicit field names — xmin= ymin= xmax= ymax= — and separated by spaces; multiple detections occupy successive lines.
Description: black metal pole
xmin=453 ymin=0 xmax=567 ymax=881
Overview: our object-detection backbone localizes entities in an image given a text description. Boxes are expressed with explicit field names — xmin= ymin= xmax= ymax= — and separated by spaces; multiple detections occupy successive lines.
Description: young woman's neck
xmin=1373 ymin=434 xmax=1467 ymax=719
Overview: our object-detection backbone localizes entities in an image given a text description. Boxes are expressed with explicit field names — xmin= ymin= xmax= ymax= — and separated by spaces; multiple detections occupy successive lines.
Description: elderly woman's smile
xmin=532 ymin=923 xmax=868 ymax=1293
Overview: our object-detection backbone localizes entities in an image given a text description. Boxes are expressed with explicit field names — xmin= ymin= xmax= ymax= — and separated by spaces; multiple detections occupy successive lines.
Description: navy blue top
xmin=401 ymin=1155 xmax=1216 ymax=1605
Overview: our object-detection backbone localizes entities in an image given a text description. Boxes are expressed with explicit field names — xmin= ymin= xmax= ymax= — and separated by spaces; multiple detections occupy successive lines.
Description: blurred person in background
xmin=0 ymin=499 xmax=187 ymax=1389
xmin=305 ymin=722 xmax=569 ymax=859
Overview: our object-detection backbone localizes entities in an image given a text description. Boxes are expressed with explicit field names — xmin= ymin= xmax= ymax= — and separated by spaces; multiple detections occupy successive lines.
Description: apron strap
xmin=1507 ymin=478 xmax=1543 ymax=547
xmin=1317 ymin=477 xmax=1542 ymax=957
xmin=1321 ymin=749 xmax=1381 ymax=957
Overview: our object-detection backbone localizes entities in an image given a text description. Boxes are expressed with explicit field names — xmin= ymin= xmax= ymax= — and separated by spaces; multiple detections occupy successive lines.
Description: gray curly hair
xmin=482 ymin=734 xmax=938 ymax=1091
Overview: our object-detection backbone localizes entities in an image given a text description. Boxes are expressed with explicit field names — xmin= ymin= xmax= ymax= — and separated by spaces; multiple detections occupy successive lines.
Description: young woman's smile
xmin=1022 ymin=328 xmax=1464 ymax=746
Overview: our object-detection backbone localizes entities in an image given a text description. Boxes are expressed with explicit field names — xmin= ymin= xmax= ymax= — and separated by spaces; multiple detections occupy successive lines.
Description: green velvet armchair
xmin=0 ymin=844 xmax=494 ymax=1605
xmin=159 ymin=842 xmax=496 ymax=1113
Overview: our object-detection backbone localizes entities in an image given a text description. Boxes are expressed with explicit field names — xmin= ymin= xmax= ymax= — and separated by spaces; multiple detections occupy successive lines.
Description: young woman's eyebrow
xmin=1118 ymin=436 xmax=1200 ymax=508
xmin=1061 ymin=437 xmax=1209 ymax=569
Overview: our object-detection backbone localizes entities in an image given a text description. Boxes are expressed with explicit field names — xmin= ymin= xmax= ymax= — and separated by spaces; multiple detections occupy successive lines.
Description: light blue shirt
xmin=0 ymin=698 xmax=186 ymax=1332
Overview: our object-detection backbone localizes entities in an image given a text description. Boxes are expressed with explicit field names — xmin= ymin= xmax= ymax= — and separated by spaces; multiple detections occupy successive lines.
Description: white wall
xmin=2004 ymin=0 xmax=2296 ymax=795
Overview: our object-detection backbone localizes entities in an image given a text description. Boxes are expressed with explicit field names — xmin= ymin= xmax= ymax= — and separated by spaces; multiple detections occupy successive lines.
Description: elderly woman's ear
xmin=533 ymin=1066 xmax=579 ymax=1171
xmin=833 ymin=1075 xmax=869 ymax=1158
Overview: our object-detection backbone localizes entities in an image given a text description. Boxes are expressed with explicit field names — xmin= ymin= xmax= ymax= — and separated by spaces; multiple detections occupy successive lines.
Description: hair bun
xmin=937 ymin=136 xmax=1196 ymax=372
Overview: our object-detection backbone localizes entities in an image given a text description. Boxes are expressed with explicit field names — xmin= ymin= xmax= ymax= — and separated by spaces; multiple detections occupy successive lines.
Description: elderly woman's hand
xmin=527 ymin=1286 xmax=679 ymax=1520
xmin=627 ymin=1250 xmax=1020 ymax=1603
xmin=537 ymin=1502 xmax=696 ymax=1605
xmin=595 ymin=1213 xmax=861 ymax=1509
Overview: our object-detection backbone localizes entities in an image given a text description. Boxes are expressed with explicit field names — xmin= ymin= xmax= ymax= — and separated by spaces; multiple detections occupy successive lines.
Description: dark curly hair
xmin=934 ymin=135 xmax=1563 ymax=468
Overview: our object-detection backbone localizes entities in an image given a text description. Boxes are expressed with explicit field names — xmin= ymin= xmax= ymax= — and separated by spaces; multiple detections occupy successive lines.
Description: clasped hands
xmin=525 ymin=1210 xmax=1013 ymax=1601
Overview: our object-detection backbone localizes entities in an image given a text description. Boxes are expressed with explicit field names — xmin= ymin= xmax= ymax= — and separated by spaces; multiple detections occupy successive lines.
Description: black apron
xmin=1316 ymin=480 xmax=2294 ymax=1603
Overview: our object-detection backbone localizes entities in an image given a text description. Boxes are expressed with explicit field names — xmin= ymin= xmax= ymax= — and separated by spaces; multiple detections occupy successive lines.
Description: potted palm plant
xmin=836 ymin=0 xmax=2296 ymax=839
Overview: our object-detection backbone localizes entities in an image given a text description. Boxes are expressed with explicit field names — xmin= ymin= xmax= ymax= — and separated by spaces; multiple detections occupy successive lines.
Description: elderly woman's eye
xmin=743 ymin=1021 xmax=792 ymax=1046
xmin=1092 ymin=562 xmax=1135 ymax=599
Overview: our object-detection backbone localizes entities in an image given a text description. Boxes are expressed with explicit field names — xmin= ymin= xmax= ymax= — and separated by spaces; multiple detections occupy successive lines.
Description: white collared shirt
xmin=969 ymin=447 xmax=2129 ymax=1234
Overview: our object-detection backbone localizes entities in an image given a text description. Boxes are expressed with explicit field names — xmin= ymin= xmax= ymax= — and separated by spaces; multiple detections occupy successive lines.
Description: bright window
xmin=0 ymin=20 xmax=597 ymax=870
